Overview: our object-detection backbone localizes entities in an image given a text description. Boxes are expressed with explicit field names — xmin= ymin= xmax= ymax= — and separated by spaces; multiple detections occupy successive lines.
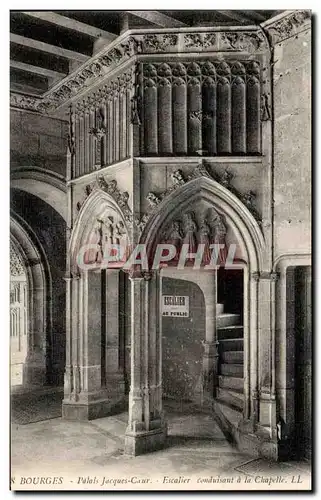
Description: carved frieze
xmin=163 ymin=207 xmax=228 ymax=265
xmin=143 ymin=34 xmax=178 ymax=51
xmin=10 ymin=93 xmax=44 ymax=113
xmin=265 ymin=10 xmax=311 ymax=44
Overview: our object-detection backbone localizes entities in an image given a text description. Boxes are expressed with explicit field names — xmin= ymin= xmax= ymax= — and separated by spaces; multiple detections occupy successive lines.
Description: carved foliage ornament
xmin=10 ymin=242 xmax=26 ymax=277
xmin=266 ymin=10 xmax=311 ymax=43
xmin=76 ymin=175 xmax=132 ymax=223
xmin=136 ymin=164 xmax=261 ymax=235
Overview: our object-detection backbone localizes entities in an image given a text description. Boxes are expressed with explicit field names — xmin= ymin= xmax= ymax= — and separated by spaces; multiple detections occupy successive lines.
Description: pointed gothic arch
xmin=11 ymin=167 xmax=67 ymax=221
xmin=69 ymin=188 xmax=132 ymax=274
xmin=10 ymin=212 xmax=52 ymax=388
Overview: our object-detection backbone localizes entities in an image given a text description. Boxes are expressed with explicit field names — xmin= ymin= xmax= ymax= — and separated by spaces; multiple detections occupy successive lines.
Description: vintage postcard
xmin=10 ymin=8 xmax=312 ymax=491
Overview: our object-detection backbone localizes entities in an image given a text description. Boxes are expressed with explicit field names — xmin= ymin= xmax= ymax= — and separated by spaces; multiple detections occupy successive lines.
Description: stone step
xmin=220 ymin=363 xmax=243 ymax=377
xmin=218 ymin=338 xmax=244 ymax=352
xmin=216 ymin=388 xmax=244 ymax=412
xmin=216 ymin=313 xmax=240 ymax=328
xmin=221 ymin=350 xmax=244 ymax=364
xmin=213 ymin=400 xmax=243 ymax=436
xmin=218 ymin=375 xmax=244 ymax=392
xmin=216 ymin=303 xmax=224 ymax=315
xmin=217 ymin=325 xmax=243 ymax=340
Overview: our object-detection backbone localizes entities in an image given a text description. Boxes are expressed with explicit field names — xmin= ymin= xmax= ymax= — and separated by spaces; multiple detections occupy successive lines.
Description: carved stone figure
xmin=212 ymin=215 xmax=228 ymax=266
xmin=199 ymin=219 xmax=212 ymax=265
xmin=261 ymin=93 xmax=272 ymax=121
xmin=182 ymin=211 xmax=197 ymax=255
xmin=131 ymin=95 xmax=141 ymax=125
xmin=167 ymin=221 xmax=183 ymax=260
xmin=105 ymin=217 xmax=114 ymax=246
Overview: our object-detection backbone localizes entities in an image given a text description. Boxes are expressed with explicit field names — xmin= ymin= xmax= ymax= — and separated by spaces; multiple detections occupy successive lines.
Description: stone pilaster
xmin=125 ymin=271 xmax=167 ymax=456
xmin=62 ymin=270 xmax=125 ymax=420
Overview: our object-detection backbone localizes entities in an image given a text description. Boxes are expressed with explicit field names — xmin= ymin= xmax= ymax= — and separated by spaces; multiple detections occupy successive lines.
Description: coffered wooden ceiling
xmin=10 ymin=10 xmax=283 ymax=96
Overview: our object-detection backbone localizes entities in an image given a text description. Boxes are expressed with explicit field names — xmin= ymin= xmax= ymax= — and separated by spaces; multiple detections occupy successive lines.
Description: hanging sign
xmin=162 ymin=295 xmax=189 ymax=317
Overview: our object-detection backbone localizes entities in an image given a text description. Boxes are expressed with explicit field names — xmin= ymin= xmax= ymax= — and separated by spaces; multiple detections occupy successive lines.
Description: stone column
xmin=125 ymin=271 xmax=167 ymax=456
xmin=249 ymin=271 xmax=259 ymax=427
xmin=201 ymin=270 xmax=218 ymax=402
xmin=62 ymin=272 xmax=81 ymax=414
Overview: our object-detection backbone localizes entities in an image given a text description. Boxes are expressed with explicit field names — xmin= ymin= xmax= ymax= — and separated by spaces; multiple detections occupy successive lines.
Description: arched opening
xmin=10 ymin=167 xmax=67 ymax=221
xmin=10 ymin=214 xmax=49 ymax=392
xmin=124 ymin=175 xmax=265 ymax=455
xmin=63 ymin=188 xmax=132 ymax=419
xmin=10 ymin=241 xmax=28 ymax=387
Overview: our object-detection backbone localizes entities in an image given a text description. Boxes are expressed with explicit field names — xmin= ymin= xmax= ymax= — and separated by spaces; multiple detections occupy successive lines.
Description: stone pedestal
xmin=124 ymin=272 xmax=167 ymax=455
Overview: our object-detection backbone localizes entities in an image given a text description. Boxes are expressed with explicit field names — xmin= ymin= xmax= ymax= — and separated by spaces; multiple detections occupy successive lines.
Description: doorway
xmin=293 ymin=266 xmax=312 ymax=460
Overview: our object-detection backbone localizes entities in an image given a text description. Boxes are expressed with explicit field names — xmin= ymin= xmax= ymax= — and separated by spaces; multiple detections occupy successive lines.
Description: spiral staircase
xmin=214 ymin=302 xmax=244 ymax=435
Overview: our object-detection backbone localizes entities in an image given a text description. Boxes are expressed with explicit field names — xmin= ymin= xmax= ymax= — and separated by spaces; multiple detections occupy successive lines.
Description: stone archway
xmin=10 ymin=213 xmax=51 ymax=389
xmin=124 ymin=175 xmax=266 ymax=456
xmin=63 ymin=188 xmax=132 ymax=420
xmin=10 ymin=167 xmax=67 ymax=221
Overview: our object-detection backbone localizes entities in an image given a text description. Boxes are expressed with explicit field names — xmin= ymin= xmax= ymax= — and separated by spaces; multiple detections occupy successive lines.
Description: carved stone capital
xmin=251 ymin=271 xmax=280 ymax=282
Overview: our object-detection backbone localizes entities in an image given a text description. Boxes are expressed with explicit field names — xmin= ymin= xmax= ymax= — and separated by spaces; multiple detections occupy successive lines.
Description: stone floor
xmin=10 ymin=398 xmax=312 ymax=491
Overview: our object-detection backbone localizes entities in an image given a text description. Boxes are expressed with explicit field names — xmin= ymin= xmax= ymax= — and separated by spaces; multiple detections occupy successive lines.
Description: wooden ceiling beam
xmin=22 ymin=11 xmax=117 ymax=42
xmin=127 ymin=10 xmax=187 ymax=28
xmin=10 ymin=33 xmax=89 ymax=63
xmin=10 ymin=59 xmax=67 ymax=80
xmin=217 ymin=10 xmax=254 ymax=24
xmin=242 ymin=11 xmax=267 ymax=22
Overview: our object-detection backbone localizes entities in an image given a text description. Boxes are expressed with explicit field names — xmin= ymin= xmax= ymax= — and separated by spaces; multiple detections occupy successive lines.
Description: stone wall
xmin=10 ymin=109 xmax=68 ymax=178
xmin=273 ymin=26 xmax=311 ymax=259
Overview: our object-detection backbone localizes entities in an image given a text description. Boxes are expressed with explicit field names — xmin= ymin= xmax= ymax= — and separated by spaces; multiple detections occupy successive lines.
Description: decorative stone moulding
xmin=135 ymin=162 xmax=262 ymax=235
xmin=10 ymin=241 xmax=26 ymax=276
xmin=10 ymin=26 xmax=270 ymax=114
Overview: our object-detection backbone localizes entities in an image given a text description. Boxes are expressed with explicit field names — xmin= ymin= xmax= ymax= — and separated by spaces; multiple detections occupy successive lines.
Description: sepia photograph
xmin=9 ymin=7 xmax=312 ymax=492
